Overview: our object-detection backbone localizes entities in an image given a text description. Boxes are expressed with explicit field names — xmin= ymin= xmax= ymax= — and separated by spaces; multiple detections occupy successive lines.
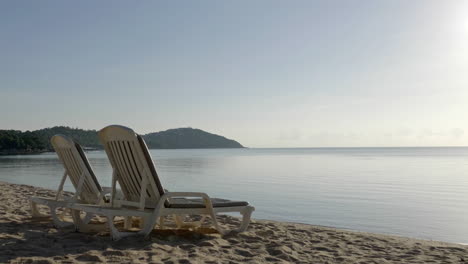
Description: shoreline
xmin=3 ymin=145 xmax=468 ymax=156
xmin=1 ymin=181 xmax=467 ymax=263
xmin=0 ymin=149 xmax=50 ymax=155
xmin=0 ymin=147 xmax=249 ymax=156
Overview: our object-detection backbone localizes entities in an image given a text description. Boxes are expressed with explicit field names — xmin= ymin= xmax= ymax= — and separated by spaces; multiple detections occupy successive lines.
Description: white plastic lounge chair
xmin=71 ymin=125 xmax=254 ymax=240
xmin=30 ymin=135 xmax=111 ymax=227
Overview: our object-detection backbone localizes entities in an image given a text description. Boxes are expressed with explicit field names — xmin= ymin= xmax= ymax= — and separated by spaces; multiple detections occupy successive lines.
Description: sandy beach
xmin=1 ymin=181 xmax=467 ymax=264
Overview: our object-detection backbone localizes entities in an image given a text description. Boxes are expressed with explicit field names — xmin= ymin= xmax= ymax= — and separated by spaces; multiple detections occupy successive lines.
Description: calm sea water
xmin=1 ymin=147 xmax=468 ymax=243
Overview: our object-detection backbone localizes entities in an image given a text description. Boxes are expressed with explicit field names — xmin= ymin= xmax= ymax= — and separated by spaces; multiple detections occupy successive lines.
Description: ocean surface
xmin=1 ymin=147 xmax=468 ymax=244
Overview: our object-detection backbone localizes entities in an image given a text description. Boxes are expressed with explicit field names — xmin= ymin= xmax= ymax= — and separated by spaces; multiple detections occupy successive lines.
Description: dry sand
xmin=1 ymin=181 xmax=467 ymax=264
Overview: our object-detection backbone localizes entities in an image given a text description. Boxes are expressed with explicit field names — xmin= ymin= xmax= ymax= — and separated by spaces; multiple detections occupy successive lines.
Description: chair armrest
xmin=160 ymin=192 xmax=214 ymax=210
xmin=161 ymin=192 xmax=211 ymax=200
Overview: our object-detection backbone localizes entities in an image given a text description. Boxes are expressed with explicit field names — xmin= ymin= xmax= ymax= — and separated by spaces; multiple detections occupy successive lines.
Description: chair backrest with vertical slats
xmin=98 ymin=125 xmax=165 ymax=209
xmin=51 ymin=135 xmax=103 ymax=203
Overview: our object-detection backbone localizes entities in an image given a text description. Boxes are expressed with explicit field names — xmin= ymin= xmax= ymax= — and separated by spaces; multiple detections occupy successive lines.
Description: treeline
xmin=33 ymin=126 xmax=100 ymax=149
xmin=0 ymin=130 xmax=47 ymax=154
xmin=0 ymin=127 xmax=100 ymax=154
xmin=0 ymin=126 xmax=243 ymax=155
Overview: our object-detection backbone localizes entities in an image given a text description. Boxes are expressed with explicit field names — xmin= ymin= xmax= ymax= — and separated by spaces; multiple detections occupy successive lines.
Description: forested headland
xmin=0 ymin=126 xmax=243 ymax=155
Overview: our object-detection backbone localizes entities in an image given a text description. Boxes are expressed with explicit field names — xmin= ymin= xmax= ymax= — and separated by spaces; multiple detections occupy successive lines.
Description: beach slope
xmin=1 ymin=181 xmax=467 ymax=264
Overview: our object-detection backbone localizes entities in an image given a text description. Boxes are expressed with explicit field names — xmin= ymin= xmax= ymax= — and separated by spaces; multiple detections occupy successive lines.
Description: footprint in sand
xmin=197 ymin=241 xmax=214 ymax=247
xmin=75 ymin=253 xmax=102 ymax=262
xmin=234 ymin=249 xmax=255 ymax=257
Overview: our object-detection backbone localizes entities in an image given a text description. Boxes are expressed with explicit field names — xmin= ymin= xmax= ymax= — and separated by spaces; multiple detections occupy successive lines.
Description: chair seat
xmin=167 ymin=198 xmax=248 ymax=208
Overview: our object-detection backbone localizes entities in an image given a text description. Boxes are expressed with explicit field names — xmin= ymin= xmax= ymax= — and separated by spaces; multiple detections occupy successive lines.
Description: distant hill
xmin=0 ymin=126 xmax=243 ymax=154
xmin=144 ymin=128 xmax=243 ymax=149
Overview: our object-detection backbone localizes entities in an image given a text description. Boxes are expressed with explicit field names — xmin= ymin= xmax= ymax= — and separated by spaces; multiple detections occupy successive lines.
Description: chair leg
xmin=194 ymin=215 xmax=207 ymax=228
xmin=71 ymin=209 xmax=85 ymax=231
xmin=238 ymin=206 xmax=254 ymax=232
xmin=174 ymin=215 xmax=185 ymax=228
xmin=82 ymin=212 xmax=95 ymax=225
xmin=107 ymin=214 xmax=144 ymax=241
xmin=159 ymin=216 xmax=165 ymax=229
xmin=30 ymin=200 xmax=43 ymax=218
xmin=207 ymin=212 xmax=225 ymax=235
xmin=139 ymin=212 xmax=161 ymax=238
xmin=50 ymin=206 xmax=74 ymax=228
xmin=107 ymin=215 xmax=122 ymax=241
xmin=72 ymin=210 xmax=99 ymax=232
xmin=124 ymin=216 xmax=132 ymax=229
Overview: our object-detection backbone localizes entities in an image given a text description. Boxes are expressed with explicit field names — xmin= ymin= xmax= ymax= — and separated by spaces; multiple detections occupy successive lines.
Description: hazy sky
xmin=1 ymin=1 xmax=468 ymax=147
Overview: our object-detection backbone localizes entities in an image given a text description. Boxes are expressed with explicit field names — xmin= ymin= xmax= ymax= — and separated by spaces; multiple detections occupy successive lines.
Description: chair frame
xmin=71 ymin=125 xmax=254 ymax=240
xmin=30 ymin=135 xmax=109 ymax=227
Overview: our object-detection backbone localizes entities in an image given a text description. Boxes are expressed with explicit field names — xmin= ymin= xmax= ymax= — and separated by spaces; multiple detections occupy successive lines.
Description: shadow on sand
xmin=0 ymin=217 xmax=228 ymax=263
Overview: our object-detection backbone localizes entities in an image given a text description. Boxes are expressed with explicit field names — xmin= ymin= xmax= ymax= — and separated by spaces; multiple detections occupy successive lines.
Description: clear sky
xmin=1 ymin=0 xmax=468 ymax=147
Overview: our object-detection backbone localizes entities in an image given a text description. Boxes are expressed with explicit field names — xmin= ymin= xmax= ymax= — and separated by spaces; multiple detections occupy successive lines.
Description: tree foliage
xmin=0 ymin=126 xmax=243 ymax=154
xmin=0 ymin=126 xmax=99 ymax=154
xmin=0 ymin=130 xmax=47 ymax=153
xmin=34 ymin=126 xmax=100 ymax=149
